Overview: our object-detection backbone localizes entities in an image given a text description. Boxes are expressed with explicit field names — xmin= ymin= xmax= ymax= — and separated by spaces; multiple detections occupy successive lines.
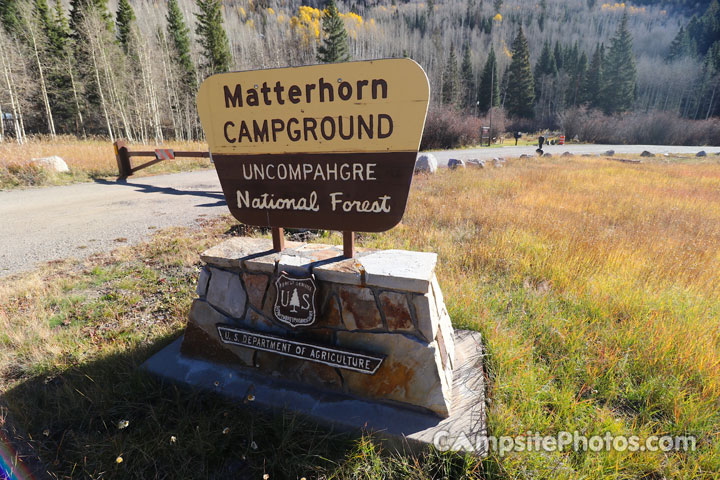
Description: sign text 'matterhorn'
xmin=197 ymin=59 xmax=430 ymax=232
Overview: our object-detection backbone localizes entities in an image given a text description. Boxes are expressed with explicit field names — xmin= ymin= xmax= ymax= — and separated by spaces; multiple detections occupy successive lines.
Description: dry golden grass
xmin=0 ymin=136 xmax=210 ymax=187
xmin=366 ymin=156 xmax=720 ymax=477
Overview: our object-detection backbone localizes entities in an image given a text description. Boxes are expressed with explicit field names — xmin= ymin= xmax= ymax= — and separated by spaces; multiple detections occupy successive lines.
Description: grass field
xmin=0 ymin=137 xmax=210 ymax=189
xmin=0 ymin=155 xmax=719 ymax=478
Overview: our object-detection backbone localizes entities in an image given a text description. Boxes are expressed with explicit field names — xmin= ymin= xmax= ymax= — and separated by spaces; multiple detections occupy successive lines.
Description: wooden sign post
xmin=197 ymin=59 xmax=430 ymax=257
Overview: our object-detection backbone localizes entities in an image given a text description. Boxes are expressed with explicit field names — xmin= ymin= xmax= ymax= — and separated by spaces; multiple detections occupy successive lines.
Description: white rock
xmin=197 ymin=267 xmax=211 ymax=297
xmin=358 ymin=250 xmax=437 ymax=293
xmin=413 ymin=287 xmax=440 ymax=343
xmin=466 ymin=159 xmax=485 ymax=168
xmin=415 ymin=154 xmax=438 ymax=174
xmin=206 ymin=268 xmax=247 ymax=318
xmin=31 ymin=156 xmax=69 ymax=173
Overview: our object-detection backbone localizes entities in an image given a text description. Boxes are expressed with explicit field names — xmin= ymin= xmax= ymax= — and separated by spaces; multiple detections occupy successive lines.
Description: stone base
xmin=183 ymin=237 xmax=457 ymax=417
xmin=141 ymin=330 xmax=487 ymax=455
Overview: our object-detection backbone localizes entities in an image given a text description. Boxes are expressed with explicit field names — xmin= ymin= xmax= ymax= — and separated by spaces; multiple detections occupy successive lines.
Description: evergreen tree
xmin=478 ymin=45 xmax=499 ymax=112
xmin=675 ymin=1 xmax=720 ymax=60
xmin=317 ymin=0 xmax=350 ymax=63
xmin=582 ymin=43 xmax=604 ymax=107
xmin=43 ymin=0 xmax=75 ymax=133
xmin=69 ymin=0 xmax=112 ymax=36
xmin=567 ymin=50 xmax=587 ymax=106
xmin=534 ymin=40 xmax=557 ymax=98
xmin=195 ymin=0 xmax=232 ymax=74
xmin=166 ymin=0 xmax=196 ymax=90
xmin=553 ymin=40 xmax=563 ymax=71
xmin=38 ymin=0 xmax=68 ymax=52
xmin=666 ymin=26 xmax=692 ymax=61
xmin=441 ymin=43 xmax=459 ymax=105
xmin=506 ymin=27 xmax=535 ymax=118
xmin=565 ymin=42 xmax=579 ymax=73
xmin=602 ymin=12 xmax=636 ymax=114
xmin=115 ymin=0 xmax=135 ymax=54
xmin=460 ymin=42 xmax=475 ymax=108
xmin=0 ymin=0 xmax=21 ymax=32
xmin=699 ymin=42 xmax=720 ymax=118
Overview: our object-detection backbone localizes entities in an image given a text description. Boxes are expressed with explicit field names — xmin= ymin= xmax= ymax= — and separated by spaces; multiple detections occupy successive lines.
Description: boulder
xmin=519 ymin=154 xmax=530 ymax=159
xmin=30 ymin=156 xmax=69 ymax=173
xmin=640 ymin=150 xmax=655 ymax=157
xmin=562 ymin=151 xmax=572 ymax=157
xmin=604 ymin=150 xmax=615 ymax=156
xmin=414 ymin=154 xmax=438 ymax=174
xmin=696 ymin=150 xmax=707 ymax=157
xmin=543 ymin=153 xmax=553 ymax=157
xmin=448 ymin=158 xmax=466 ymax=170
xmin=466 ymin=159 xmax=485 ymax=168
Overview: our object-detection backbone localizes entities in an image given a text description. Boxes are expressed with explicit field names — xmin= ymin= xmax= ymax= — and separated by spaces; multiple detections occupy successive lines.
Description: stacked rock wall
xmin=181 ymin=237 xmax=455 ymax=417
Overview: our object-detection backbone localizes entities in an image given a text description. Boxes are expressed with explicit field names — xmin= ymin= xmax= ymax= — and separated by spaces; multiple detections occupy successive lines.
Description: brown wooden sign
xmin=197 ymin=59 xmax=430 ymax=232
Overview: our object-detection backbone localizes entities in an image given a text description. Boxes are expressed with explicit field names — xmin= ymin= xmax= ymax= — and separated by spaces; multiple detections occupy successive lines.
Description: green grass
xmin=1 ymin=155 xmax=719 ymax=478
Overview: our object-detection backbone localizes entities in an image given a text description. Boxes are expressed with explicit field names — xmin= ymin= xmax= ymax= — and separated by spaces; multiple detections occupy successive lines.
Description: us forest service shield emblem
xmin=273 ymin=273 xmax=317 ymax=328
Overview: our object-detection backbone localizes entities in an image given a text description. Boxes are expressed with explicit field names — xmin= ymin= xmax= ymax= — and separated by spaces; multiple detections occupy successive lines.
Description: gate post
xmin=114 ymin=140 xmax=132 ymax=178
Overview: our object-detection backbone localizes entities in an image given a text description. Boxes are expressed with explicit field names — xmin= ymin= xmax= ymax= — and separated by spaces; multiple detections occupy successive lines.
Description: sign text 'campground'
xmin=197 ymin=59 xmax=430 ymax=232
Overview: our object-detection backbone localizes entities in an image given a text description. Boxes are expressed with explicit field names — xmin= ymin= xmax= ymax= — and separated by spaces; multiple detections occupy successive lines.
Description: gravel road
xmin=0 ymin=170 xmax=228 ymax=277
xmin=1 ymin=144 xmax=716 ymax=277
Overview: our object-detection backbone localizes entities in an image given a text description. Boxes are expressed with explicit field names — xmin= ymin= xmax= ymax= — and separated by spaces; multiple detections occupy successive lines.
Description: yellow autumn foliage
xmin=600 ymin=2 xmax=646 ymax=13
xmin=289 ymin=6 xmax=375 ymax=45
xmin=493 ymin=13 xmax=502 ymax=22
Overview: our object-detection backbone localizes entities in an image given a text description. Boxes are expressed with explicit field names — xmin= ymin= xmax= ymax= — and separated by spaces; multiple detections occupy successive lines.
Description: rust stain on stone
xmin=379 ymin=292 xmax=414 ymax=331
xmin=321 ymin=296 xmax=344 ymax=328
xmin=339 ymin=286 xmax=383 ymax=330
xmin=350 ymin=360 xmax=414 ymax=398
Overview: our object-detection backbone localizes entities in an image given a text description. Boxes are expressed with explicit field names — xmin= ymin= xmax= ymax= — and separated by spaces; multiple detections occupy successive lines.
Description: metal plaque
xmin=273 ymin=272 xmax=317 ymax=328
xmin=217 ymin=324 xmax=384 ymax=374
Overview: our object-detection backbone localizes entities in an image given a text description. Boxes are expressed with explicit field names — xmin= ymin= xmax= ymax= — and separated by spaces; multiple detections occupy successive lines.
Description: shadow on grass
xmin=2 ymin=334 xmax=354 ymax=479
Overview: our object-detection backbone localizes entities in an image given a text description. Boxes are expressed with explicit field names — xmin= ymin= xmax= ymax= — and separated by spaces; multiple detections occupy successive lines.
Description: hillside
xmin=0 ymin=0 xmax=718 ymax=143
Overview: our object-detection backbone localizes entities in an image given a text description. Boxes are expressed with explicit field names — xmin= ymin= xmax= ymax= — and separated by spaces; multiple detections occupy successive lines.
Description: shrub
xmin=420 ymin=106 xmax=483 ymax=150
xmin=560 ymin=108 xmax=720 ymax=145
